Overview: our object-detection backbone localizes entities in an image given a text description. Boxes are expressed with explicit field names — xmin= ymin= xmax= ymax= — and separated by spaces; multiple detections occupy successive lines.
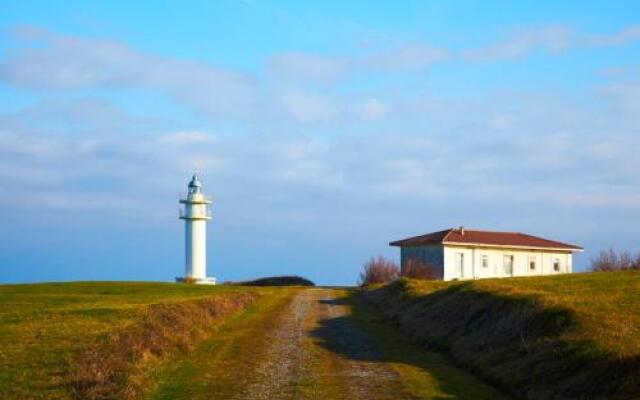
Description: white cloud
xmin=267 ymin=52 xmax=349 ymax=83
xmin=365 ymin=44 xmax=449 ymax=71
xmin=589 ymin=25 xmax=640 ymax=46
xmin=266 ymin=44 xmax=449 ymax=84
xmin=2 ymin=85 xmax=640 ymax=284
xmin=605 ymin=82 xmax=640 ymax=116
xmin=0 ymin=28 xmax=255 ymax=118
xmin=278 ymin=92 xmax=337 ymax=122
xmin=4 ymin=24 xmax=640 ymax=130
xmin=158 ymin=131 xmax=219 ymax=145
xmin=3 ymin=22 xmax=640 ymax=282
xmin=2 ymin=26 xmax=640 ymax=215
xmin=464 ymin=25 xmax=640 ymax=62
xmin=359 ymin=98 xmax=387 ymax=120
xmin=374 ymin=158 xmax=445 ymax=198
xmin=463 ymin=26 xmax=573 ymax=61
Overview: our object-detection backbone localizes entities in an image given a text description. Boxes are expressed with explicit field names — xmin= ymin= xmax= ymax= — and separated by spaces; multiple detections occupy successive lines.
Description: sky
xmin=0 ymin=1 xmax=639 ymax=285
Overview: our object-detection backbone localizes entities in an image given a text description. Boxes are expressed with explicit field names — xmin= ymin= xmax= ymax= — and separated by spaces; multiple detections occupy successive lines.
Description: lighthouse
xmin=177 ymin=174 xmax=216 ymax=284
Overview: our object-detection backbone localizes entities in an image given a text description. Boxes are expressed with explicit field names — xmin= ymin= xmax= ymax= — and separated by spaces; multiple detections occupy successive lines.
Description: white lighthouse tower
xmin=177 ymin=174 xmax=216 ymax=284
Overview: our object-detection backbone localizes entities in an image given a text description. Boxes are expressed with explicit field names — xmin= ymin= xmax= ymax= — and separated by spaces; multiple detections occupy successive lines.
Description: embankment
xmin=68 ymin=291 xmax=259 ymax=400
xmin=363 ymin=272 xmax=640 ymax=400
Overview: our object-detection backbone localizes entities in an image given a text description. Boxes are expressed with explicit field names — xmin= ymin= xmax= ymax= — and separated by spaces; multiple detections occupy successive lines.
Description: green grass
xmin=348 ymin=291 xmax=511 ymax=399
xmin=365 ymin=271 xmax=640 ymax=400
xmin=399 ymin=271 xmax=640 ymax=358
xmin=147 ymin=287 xmax=510 ymax=400
xmin=145 ymin=287 xmax=299 ymax=400
xmin=0 ymin=281 xmax=260 ymax=400
xmin=6 ymin=274 xmax=635 ymax=399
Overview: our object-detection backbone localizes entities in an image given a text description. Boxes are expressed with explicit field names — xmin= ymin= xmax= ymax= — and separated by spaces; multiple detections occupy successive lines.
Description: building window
xmin=503 ymin=255 xmax=514 ymax=276
xmin=455 ymin=253 xmax=464 ymax=277
xmin=529 ymin=256 xmax=536 ymax=271
xmin=553 ymin=258 xmax=561 ymax=272
xmin=482 ymin=255 xmax=489 ymax=268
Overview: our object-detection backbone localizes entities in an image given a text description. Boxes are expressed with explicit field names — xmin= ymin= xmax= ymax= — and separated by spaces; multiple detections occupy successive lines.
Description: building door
xmin=503 ymin=255 xmax=514 ymax=276
xmin=455 ymin=253 xmax=464 ymax=278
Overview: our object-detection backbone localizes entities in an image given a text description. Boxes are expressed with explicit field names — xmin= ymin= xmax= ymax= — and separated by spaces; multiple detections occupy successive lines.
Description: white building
xmin=390 ymin=227 xmax=583 ymax=281
xmin=176 ymin=175 xmax=216 ymax=284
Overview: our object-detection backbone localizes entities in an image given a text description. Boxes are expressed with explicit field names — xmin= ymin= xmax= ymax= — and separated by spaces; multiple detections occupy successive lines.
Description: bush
xmin=359 ymin=256 xmax=399 ymax=287
xmin=238 ymin=276 xmax=315 ymax=287
xmin=401 ymin=258 xmax=440 ymax=280
xmin=591 ymin=248 xmax=640 ymax=271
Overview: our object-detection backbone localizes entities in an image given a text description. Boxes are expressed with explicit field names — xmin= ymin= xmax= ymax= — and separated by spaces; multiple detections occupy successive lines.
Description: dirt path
xmin=148 ymin=288 xmax=510 ymax=400
xmin=230 ymin=288 xmax=312 ymax=399
xmin=234 ymin=288 xmax=408 ymax=400
xmin=303 ymin=289 xmax=410 ymax=399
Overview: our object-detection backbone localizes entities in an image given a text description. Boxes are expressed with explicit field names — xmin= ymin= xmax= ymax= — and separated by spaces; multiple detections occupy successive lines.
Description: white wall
xmin=442 ymin=245 xmax=573 ymax=281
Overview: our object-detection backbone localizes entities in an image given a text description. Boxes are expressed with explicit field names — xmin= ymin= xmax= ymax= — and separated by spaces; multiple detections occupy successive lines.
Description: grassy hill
xmin=4 ymin=274 xmax=638 ymax=399
xmin=363 ymin=271 xmax=640 ymax=400
xmin=0 ymin=282 xmax=264 ymax=399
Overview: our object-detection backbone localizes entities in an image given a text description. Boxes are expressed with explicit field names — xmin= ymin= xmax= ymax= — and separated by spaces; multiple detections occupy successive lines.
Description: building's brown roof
xmin=389 ymin=228 xmax=583 ymax=251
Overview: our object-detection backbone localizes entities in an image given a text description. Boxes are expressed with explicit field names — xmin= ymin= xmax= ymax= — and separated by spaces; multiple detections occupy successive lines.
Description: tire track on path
xmin=235 ymin=288 xmax=411 ymax=400
xmin=231 ymin=289 xmax=312 ymax=400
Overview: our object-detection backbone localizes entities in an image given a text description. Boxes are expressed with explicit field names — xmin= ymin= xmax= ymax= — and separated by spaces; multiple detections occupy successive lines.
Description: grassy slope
xmin=348 ymin=291 xmax=511 ymax=400
xmin=364 ymin=271 xmax=640 ymax=400
xmin=145 ymin=287 xmax=300 ymax=400
xmin=149 ymin=288 xmax=510 ymax=400
xmin=0 ymin=282 xmax=260 ymax=400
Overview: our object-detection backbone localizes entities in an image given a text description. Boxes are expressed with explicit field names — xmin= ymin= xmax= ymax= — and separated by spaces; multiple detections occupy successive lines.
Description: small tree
xmin=620 ymin=251 xmax=635 ymax=269
xmin=359 ymin=255 xmax=400 ymax=287
xmin=591 ymin=248 xmax=640 ymax=271
xmin=591 ymin=248 xmax=618 ymax=271
xmin=401 ymin=258 xmax=440 ymax=280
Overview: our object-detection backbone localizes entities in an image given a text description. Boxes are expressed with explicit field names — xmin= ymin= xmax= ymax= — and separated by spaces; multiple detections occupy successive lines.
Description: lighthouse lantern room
xmin=177 ymin=174 xmax=216 ymax=284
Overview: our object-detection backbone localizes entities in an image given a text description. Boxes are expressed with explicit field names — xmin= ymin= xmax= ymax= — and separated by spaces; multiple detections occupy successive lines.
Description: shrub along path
xmin=146 ymin=288 xmax=509 ymax=400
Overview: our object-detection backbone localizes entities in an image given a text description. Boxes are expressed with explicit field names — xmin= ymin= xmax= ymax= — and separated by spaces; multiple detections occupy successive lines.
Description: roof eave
xmin=389 ymin=241 xmax=415 ymax=247
xmin=443 ymin=241 xmax=583 ymax=252
xmin=389 ymin=241 xmax=442 ymax=247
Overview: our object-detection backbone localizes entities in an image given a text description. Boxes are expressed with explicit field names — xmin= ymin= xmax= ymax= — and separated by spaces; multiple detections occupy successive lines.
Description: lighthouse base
xmin=175 ymin=276 xmax=217 ymax=285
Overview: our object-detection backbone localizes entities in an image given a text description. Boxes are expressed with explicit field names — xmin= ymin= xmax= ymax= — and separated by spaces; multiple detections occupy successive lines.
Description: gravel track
xmin=313 ymin=291 xmax=409 ymax=400
xmin=231 ymin=289 xmax=312 ymax=400
xmin=234 ymin=288 xmax=409 ymax=400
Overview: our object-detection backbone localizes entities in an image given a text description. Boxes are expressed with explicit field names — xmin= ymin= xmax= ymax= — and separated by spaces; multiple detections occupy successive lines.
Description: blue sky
xmin=0 ymin=1 xmax=639 ymax=285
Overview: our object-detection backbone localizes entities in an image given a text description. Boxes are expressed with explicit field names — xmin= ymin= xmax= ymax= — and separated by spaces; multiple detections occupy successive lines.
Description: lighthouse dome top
xmin=188 ymin=174 xmax=203 ymax=189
